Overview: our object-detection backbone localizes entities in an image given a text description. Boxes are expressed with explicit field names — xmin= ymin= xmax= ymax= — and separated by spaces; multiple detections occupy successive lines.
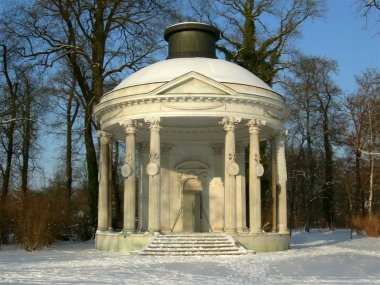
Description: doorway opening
xmin=182 ymin=178 xmax=202 ymax=232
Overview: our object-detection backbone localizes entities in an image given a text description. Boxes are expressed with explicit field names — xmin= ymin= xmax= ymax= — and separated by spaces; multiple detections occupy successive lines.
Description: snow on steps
xmin=139 ymin=233 xmax=251 ymax=256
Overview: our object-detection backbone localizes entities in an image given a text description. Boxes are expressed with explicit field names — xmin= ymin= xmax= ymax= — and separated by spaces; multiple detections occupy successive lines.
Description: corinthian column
xmin=145 ymin=118 xmax=161 ymax=233
xmin=108 ymin=141 xmax=113 ymax=231
xmin=277 ymin=131 xmax=289 ymax=234
xmin=97 ymin=130 xmax=112 ymax=231
xmin=220 ymin=117 xmax=241 ymax=233
xmin=247 ymin=119 xmax=265 ymax=234
xmin=120 ymin=120 xmax=136 ymax=233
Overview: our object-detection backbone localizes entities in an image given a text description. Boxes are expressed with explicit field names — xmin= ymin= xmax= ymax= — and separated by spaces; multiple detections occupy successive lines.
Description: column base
xmin=224 ymin=227 xmax=237 ymax=234
xmin=249 ymin=227 xmax=262 ymax=234
xmin=279 ymin=228 xmax=289 ymax=234
xmin=122 ymin=229 xmax=136 ymax=236
xmin=148 ymin=229 xmax=160 ymax=234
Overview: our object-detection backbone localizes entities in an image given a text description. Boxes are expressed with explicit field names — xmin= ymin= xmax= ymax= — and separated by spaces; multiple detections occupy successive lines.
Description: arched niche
xmin=174 ymin=160 xmax=210 ymax=232
xmin=175 ymin=160 xmax=210 ymax=192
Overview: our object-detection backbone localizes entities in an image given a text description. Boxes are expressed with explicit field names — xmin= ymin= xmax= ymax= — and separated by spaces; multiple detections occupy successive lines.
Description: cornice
xmin=94 ymin=93 xmax=288 ymax=121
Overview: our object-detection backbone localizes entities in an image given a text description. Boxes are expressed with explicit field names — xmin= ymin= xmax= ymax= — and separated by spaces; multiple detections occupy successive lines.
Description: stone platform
xmin=95 ymin=231 xmax=289 ymax=254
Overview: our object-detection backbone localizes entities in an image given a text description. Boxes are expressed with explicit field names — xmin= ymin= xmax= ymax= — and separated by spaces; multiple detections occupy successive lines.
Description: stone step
xmin=149 ymin=244 xmax=236 ymax=248
xmin=161 ymin=234 xmax=226 ymax=237
xmin=152 ymin=238 xmax=230 ymax=243
xmin=149 ymin=243 xmax=233 ymax=247
xmin=140 ymin=251 xmax=247 ymax=256
xmin=139 ymin=233 xmax=249 ymax=256
xmin=156 ymin=235 xmax=228 ymax=238
xmin=143 ymin=246 xmax=240 ymax=251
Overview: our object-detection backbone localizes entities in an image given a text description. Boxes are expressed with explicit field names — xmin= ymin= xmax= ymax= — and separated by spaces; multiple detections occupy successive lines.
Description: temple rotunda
xmin=93 ymin=22 xmax=290 ymax=253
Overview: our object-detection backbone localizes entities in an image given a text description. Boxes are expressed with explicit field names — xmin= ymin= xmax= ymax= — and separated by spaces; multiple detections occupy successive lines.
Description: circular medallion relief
xmin=146 ymin=162 xmax=159 ymax=176
xmin=121 ymin=164 xmax=132 ymax=178
xmin=256 ymin=164 xmax=264 ymax=177
xmin=228 ymin=162 xmax=240 ymax=176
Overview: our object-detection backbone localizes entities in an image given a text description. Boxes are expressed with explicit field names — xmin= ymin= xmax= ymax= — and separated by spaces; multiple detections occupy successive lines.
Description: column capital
xmin=120 ymin=120 xmax=137 ymax=134
xmin=247 ymin=119 xmax=266 ymax=134
xmin=220 ymin=117 xmax=241 ymax=131
xmin=145 ymin=117 xmax=161 ymax=132
xmin=97 ymin=130 xmax=113 ymax=144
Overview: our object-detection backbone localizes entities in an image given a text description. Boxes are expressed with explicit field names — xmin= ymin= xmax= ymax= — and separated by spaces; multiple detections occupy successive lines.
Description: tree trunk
xmin=1 ymin=45 xmax=17 ymax=202
xmin=66 ymin=99 xmax=73 ymax=201
xmin=84 ymin=106 xmax=99 ymax=225
xmin=366 ymin=98 xmax=375 ymax=217
xmin=305 ymin=99 xmax=314 ymax=232
xmin=354 ymin=149 xmax=362 ymax=216
xmin=368 ymin=153 xmax=374 ymax=217
xmin=65 ymin=78 xmax=79 ymax=204
xmin=322 ymin=112 xmax=334 ymax=229
xmin=21 ymin=86 xmax=31 ymax=196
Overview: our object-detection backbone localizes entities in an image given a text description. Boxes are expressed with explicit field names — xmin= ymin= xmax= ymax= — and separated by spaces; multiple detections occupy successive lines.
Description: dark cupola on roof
xmin=164 ymin=22 xmax=220 ymax=59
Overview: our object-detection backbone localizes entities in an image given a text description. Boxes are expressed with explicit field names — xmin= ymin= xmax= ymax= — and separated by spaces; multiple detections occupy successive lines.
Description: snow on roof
xmin=113 ymin=57 xmax=273 ymax=91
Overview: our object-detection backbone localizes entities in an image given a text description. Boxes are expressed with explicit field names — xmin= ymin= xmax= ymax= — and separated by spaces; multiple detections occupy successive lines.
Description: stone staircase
xmin=139 ymin=233 xmax=250 ymax=256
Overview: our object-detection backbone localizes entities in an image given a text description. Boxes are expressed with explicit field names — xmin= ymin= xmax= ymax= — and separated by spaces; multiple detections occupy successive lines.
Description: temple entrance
xmin=182 ymin=192 xmax=201 ymax=232
xmin=182 ymin=177 xmax=202 ymax=232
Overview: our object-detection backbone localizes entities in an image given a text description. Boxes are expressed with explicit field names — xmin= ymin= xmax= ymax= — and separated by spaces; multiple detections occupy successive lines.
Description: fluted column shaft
xmin=121 ymin=120 xmax=136 ymax=232
xmin=277 ymin=132 xmax=289 ymax=234
xmin=145 ymin=118 xmax=161 ymax=232
xmin=108 ymin=142 xmax=113 ymax=231
xmin=221 ymin=117 xmax=240 ymax=233
xmin=247 ymin=119 xmax=264 ymax=234
xmin=97 ymin=130 xmax=112 ymax=231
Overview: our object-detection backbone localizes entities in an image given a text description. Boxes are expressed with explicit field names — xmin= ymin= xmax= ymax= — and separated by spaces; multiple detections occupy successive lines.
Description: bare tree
xmin=345 ymin=93 xmax=370 ymax=216
xmin=15 ymin=68 xmax=47 ymax=195
xmin=2 ymin=0 xmax=177 ymax=222
xmin=360 ymin=0 xmax=380 ymax=16
xmin=311 ymin=58 xmax=341 ymax=230
xmin=283 ymin=56 xmax=319 ymax=231
xmin=187 ymin=0 xmax=325 ymax=85
xmin=283 ymin=55 xmax=342 ymax=230
xmin=0 ymin=44 xmax=18 ymax=201
xmin=47 ymin=67 xmax=82 ymax=202
xmin=354 ymin=69 xmax=380 ymax=216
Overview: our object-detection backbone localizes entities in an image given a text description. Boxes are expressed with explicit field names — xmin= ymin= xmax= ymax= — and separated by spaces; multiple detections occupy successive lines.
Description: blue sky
xmin=292 ymin=0 xmax=380 ymax=94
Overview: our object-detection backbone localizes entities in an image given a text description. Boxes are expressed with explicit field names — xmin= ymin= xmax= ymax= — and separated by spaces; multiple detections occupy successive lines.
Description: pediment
xmin=149 ymin=72 xmax=238 ymax=96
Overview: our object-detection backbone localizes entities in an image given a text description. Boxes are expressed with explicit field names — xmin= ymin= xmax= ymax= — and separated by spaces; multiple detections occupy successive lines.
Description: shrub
xmin=1 ymin=185 xmax=93 ymax=251
xmin=352 ymin=215 xmax=380 ymax=237
xmin=11 ymin=192 xmax=65 ymax=251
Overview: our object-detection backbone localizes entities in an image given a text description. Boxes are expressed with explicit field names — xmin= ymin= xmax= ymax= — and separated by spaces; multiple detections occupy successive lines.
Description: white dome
xmin=113 ymin=57 xmax=273 ymax=91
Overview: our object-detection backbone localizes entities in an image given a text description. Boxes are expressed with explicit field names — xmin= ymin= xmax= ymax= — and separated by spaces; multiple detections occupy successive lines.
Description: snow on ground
xmin=0 ymin=229 xmax=379 ymax=285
